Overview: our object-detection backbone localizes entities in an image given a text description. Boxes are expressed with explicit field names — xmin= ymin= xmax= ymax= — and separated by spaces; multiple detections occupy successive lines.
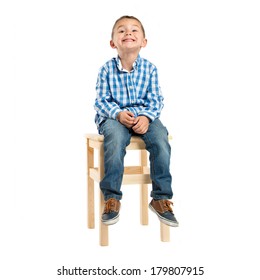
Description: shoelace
xmin=163 ymin=200 xmax=173 ymax=212
xmin=104 ymin=199 xmax=117 ymax=213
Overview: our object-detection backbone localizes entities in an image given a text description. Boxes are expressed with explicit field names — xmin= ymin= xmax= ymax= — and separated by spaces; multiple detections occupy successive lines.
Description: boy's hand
xmin=117 ymin=111 xmax=135 ymax=128
xmin=132 ymin=116 xmax=150 ymax=134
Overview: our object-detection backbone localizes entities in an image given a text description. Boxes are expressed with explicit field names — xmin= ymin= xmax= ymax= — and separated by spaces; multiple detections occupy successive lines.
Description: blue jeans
xmin=99 ymin=118 xmax=173 ymax=201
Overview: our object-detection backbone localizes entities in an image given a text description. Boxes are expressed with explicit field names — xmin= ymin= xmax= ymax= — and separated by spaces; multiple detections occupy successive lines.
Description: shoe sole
xmin=149 ymin=204 xmax=179 ymax=227
xmin=101 ymin=214 xmax=119 ymax=226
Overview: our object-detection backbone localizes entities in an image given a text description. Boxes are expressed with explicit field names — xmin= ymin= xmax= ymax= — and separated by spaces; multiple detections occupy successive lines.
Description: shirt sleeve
xmin=137 ymin=67 xmax=164 ymax=121
xmin=94 ymin=66 xmax=122 ymax=120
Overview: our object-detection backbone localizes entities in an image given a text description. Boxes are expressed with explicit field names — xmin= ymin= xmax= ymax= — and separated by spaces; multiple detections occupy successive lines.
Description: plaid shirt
xmin=94 ymin=55 xmax=164 ymax=128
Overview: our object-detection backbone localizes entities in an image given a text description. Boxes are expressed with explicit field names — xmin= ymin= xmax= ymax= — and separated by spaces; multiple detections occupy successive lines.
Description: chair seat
xmin=86 ymin=133 xmax=147 ymax=150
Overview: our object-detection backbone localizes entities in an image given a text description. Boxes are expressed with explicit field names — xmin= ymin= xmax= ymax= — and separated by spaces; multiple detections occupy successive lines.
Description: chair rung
xmin=89 ymin=168 xmax=100 ymax=182
xmin=124 ymin=166 xmax=150 ymax=174
xmin=122 ymin=174 xmax=151 ymax=184
xmin=89 ymin=167 xmax=151 ymax=185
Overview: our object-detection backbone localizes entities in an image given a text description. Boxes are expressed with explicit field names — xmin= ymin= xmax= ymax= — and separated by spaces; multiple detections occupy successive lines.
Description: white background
xmin=1 ymin=0 xmax=260 ymax=279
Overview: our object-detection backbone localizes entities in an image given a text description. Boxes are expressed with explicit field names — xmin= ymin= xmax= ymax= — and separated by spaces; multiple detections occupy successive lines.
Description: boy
xmin=94 ymin=15 xmax=179 ymax=227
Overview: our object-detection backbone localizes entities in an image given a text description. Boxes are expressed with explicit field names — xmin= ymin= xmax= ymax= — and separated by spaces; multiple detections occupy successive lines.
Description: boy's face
xmin=110 ymin=18 xmax=147 ymax=53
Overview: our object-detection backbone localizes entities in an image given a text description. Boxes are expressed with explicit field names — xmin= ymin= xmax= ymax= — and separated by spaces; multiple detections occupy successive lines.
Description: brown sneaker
xmin=101 ymin=198 xmax=121 ymax=225
xmin=149 ymin=199 xmax=179 ymax=227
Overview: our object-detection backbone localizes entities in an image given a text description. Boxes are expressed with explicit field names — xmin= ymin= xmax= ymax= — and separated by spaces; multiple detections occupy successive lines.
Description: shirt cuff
xmin=110 ymin=108 xmax=122 ymax=120
xmin=138 ymin=112 xmax=155 ymax=122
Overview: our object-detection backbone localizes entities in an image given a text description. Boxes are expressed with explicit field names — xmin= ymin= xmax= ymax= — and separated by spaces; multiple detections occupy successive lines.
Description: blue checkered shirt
xmin=94 ymin=55 xmax=164 ymax=129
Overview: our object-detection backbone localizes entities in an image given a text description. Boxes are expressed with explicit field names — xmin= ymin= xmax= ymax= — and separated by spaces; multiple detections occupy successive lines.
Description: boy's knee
xmin=148 ymin=119 xmax=168 ymax=139
xmin=101 ymin=119 xmax=131 ymax=145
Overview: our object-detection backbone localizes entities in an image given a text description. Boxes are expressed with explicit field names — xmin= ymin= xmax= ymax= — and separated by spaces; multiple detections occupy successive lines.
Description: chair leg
xmin=160 ymin=222 xmax=170 ymax=242
xmin=140 ymin=184 xmax=148 ymax=225
xmin=99 ymin=191 xmax=108 ymax=246
xmin=140 ymin=150 xmax=149 ymax=225
xmin=88 ymin=178 xmax=95 ymax=228
xmin=87 ymin=139 xmax=95 ymax=229
xmin=98 ymin=144 xmax=108 ymax=246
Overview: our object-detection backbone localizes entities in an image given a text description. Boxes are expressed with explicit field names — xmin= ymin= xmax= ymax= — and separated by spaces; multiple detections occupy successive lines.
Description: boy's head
xmin=110 ymin=15 xmax=147 ymax=53
xmin=111 ymin=15 xmax=146 ymax=39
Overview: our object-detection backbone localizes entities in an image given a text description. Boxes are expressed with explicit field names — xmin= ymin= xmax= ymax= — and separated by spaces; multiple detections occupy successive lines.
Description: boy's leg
xmin=99 ymin=119 xmax=132 ymax=201
xmin=140 ymin=119 xmax=173 ymax=199
xmin=140 ymin=119 xmax=178 ymax=227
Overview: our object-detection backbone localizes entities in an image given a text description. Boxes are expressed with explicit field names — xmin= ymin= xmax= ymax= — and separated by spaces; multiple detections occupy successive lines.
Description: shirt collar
xmin=115 ymin=55 xmax=141 ymax=72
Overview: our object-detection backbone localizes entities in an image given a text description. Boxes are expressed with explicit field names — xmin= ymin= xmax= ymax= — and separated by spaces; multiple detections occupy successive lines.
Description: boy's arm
xmin=137 ymin=67 xmax=164 ymax=121
xmin=94 ymin=68 xmax=122 ymax=120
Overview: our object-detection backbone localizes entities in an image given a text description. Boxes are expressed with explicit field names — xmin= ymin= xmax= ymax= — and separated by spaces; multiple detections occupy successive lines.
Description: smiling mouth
xmin=123 ymin=39 xmax=135 ymax=42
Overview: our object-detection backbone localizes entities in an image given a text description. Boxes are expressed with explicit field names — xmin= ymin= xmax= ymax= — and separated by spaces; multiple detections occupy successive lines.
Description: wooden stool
xmin=86 ymin=133 xmax=170 ymax=246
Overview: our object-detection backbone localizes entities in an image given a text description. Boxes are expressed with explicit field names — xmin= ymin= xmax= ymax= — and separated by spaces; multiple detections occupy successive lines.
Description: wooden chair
xmin=86 ymin=133 xmax=170 ymax=246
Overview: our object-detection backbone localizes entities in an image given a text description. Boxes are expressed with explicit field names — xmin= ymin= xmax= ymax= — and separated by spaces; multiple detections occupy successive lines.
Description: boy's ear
xmin=141 ymin=38 xmax=147 ymax=48
xmin=110 ymin=40 xmax=117 ymax=49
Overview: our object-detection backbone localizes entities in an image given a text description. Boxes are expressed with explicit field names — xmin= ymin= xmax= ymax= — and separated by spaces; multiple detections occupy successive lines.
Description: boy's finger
xmin=126 ymin=111 xmax=134 ymax=117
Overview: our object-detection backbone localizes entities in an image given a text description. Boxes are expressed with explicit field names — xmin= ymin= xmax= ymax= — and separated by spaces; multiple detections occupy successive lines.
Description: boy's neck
xmin=118 ymin=52 xmax=139 ymax=72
